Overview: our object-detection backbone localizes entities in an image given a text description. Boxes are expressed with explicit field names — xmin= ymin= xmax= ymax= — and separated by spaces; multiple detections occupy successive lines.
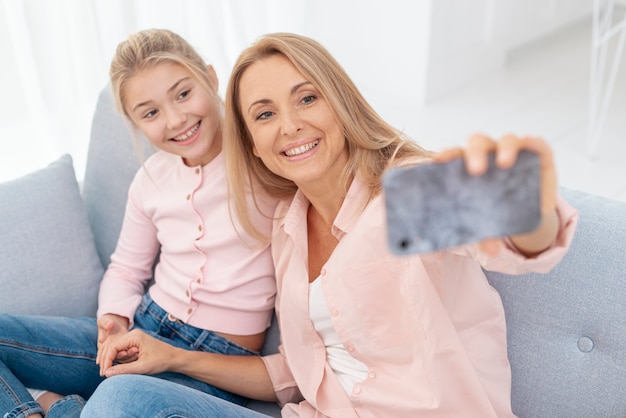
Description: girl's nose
xmin=166 ymin=109 xmax=186 ymax=130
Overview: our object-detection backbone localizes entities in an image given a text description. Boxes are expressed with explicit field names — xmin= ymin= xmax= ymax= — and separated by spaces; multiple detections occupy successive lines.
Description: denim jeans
xmin=81 ymin=375 xmax=271 ymax=418
xmin=0 ymin=293 xmax=257 ymax=417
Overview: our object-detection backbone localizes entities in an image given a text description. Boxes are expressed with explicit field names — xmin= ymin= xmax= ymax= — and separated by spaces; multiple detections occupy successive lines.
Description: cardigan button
xmin=577 ymin=336 xmax=594 ymax=352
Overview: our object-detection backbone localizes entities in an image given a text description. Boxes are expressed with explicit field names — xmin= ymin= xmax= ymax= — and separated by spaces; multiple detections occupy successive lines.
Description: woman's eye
xmin=301 ymin=95 xmax=316 ymax=105
xmin=178 ymin=89 xmax=191 ymax=100
xmin=256 ymin=111 xmax=273 ymax=121
xmin=144 ymin=109 xmax=158 ymax=119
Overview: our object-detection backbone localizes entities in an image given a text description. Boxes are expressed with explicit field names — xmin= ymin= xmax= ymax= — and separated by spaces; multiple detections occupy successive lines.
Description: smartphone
xmin=382 ymin=150 xmax=541 ymax=255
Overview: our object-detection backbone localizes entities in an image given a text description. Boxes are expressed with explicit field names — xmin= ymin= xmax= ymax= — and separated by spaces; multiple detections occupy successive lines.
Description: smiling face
xmin=237 ymin=54 xmax=349 ymax=192
xmin=124 ymin=61 xmax=222 ymax=167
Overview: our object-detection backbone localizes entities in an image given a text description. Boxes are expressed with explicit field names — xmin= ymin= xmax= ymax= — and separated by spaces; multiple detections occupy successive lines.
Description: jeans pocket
xmin=132 ymin=294 xmax=162 ymax=332
xmin=135 ymin=293 xmax=152 ymax=316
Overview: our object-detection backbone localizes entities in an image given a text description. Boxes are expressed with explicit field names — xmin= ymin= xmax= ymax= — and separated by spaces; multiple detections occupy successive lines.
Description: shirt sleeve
xmin=261 ymin=349 xmax=304 ymax=407
xmin=458 ymin=194 xmax=579 ymax=275
xmin=96 ymin=176 xmax=160 ymax=326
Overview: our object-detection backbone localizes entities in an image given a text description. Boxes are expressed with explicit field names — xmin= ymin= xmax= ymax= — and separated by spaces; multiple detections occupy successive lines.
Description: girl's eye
xmin=143 ymin=109 xmax=158 ymax=119
xmin=178 ymin=89 xmax=191 ymax=100
xmin=256 ymin=111 xmax=274 ymax=121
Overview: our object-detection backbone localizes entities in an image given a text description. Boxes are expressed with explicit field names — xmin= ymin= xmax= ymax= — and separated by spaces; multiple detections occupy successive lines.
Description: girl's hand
xmin=434 ymin=133 xmax=559 ymax=256
xmin=97 ymin=313 xmax=130 ymax=346
xmin=96 ymin=313 xmax=136 ymax=368
xmin=96 ymin=329 xmax=175 ymax=377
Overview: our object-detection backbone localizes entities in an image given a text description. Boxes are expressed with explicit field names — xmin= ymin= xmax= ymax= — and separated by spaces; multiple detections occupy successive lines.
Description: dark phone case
xmin=382 ymin=150 xmax=541 ymax=255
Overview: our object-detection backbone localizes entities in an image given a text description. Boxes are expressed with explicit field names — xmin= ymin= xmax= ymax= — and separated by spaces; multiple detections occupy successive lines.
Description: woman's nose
xmin=279 ymin=110 xmax=303 ymax=136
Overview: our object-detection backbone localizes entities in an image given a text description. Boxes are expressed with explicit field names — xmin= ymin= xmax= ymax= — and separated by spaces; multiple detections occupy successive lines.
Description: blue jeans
xmin=81 ymin=375 xmax=271 ymax=418
xmin=0 ymin=293 xmax=256 ymax=417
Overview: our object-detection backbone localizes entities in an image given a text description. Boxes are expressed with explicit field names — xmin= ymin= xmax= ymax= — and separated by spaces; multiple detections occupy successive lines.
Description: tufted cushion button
xmin=577 ymin=336 xmax=594 ymax=352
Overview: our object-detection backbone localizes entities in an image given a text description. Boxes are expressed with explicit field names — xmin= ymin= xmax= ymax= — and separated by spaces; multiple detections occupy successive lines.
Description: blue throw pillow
xmin=0 ymin=154 xmax=104 ymax=317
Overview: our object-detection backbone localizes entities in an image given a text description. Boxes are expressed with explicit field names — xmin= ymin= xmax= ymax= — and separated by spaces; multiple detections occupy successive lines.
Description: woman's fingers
xmin=464 ymin=133 xmax=498 ymax=175
xmin=433 ymin=132 xmax=558 ymax=225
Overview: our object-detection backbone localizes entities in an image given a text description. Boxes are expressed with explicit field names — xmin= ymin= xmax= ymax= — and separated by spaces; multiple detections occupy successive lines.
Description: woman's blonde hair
xmin=109 ymin=28 xmax=223 ymax=151
xmin=224 ymin=32 xmax=431 ymax=240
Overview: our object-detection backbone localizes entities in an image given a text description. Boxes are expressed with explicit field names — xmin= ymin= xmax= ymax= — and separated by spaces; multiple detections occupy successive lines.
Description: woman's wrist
xmin=509 ymin=208 xmax=559 ymax=257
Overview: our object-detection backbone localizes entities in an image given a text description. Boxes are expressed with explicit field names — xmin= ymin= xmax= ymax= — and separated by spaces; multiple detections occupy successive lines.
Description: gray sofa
xmin=1 ymin=84 xmax=625 ymax=417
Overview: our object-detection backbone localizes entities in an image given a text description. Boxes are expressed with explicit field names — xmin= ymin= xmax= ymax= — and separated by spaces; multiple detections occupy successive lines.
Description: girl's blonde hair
xmin=224 ymin=32 xmax=432 ymax=240
xmin=109 ymin=28 xmax=220 ymax=118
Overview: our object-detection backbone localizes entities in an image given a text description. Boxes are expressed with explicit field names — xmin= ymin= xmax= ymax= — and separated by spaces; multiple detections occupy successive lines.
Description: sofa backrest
xmin=83 ymin=85 xmax=154 ymax=269
xmin=486 ymin=189 xmax=626 ymax=417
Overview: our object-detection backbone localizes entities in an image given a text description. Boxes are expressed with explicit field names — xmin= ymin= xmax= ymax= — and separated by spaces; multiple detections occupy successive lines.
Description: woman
xmin=84 ymin=32 xmax=577 ymax=418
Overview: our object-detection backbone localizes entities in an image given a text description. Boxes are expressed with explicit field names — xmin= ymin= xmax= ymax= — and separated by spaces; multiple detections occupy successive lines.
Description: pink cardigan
xmin=98 ymin=151 xmax=277 ymax=336
xmin=262 ymin=177 xmax=578 ymax=418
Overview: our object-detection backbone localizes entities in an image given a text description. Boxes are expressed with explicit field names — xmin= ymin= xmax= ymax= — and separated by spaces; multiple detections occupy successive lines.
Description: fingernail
xmin=497 ymin=150 xmax=514 ymax=167
xmin=467 ymin=158 xmax=482 ymax=174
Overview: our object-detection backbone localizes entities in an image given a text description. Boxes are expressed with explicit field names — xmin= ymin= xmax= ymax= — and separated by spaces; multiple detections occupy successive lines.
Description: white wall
xmin=297 ymin=0 xmax=593 ymax=135
xmin=423 ymin=0 xmax=592 ymax=101
xmin=297 ymin=1 xmax=432 ymax=137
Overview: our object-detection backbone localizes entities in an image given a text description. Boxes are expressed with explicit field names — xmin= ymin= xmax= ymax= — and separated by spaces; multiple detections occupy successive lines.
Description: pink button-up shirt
xmin=98 ymin=151 xmax=277 ymax=335
xmin=262 ymin=176 xmax=578 ymax=417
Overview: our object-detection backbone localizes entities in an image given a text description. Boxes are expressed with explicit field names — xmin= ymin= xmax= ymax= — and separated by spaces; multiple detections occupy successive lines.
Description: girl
xmin=0 ymin=29 xmax=276 ymax=418
xmin=84 ymin=32 xmax=578 ymax=417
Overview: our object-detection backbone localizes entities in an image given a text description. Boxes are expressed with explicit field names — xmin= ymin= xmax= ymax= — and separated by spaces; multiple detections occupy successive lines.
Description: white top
xmin=309 ymin=278 xmax=368 ymax=394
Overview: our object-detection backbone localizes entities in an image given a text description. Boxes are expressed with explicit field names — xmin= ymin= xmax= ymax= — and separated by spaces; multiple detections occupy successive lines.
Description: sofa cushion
xmin=0 ymin=154 xmax=104 ymax=317
xmin=486 ymin=187 xmax=626 ymax=417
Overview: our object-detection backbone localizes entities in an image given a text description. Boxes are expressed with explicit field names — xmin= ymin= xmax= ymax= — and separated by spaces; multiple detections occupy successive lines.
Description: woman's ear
xmin=206 ymin=65 xmax=219 ymax=92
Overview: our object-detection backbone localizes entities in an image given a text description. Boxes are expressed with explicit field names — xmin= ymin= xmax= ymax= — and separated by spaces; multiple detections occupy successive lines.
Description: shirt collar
xmin=280 ymin=176 xmax=370 ymax=241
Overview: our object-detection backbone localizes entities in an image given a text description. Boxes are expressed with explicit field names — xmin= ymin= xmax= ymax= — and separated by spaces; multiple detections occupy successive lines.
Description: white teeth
xmin=284 ymin=140 xmax=319 ymax=157
xmin=173 ymin=124 xmax=199 ymax=141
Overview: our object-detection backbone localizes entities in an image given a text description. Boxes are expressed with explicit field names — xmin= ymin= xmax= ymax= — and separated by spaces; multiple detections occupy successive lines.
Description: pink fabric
xmin=262 ymin=177 xmax=578 ymax=418
xmin=97 ymin=151 xmax=277 ymax=335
